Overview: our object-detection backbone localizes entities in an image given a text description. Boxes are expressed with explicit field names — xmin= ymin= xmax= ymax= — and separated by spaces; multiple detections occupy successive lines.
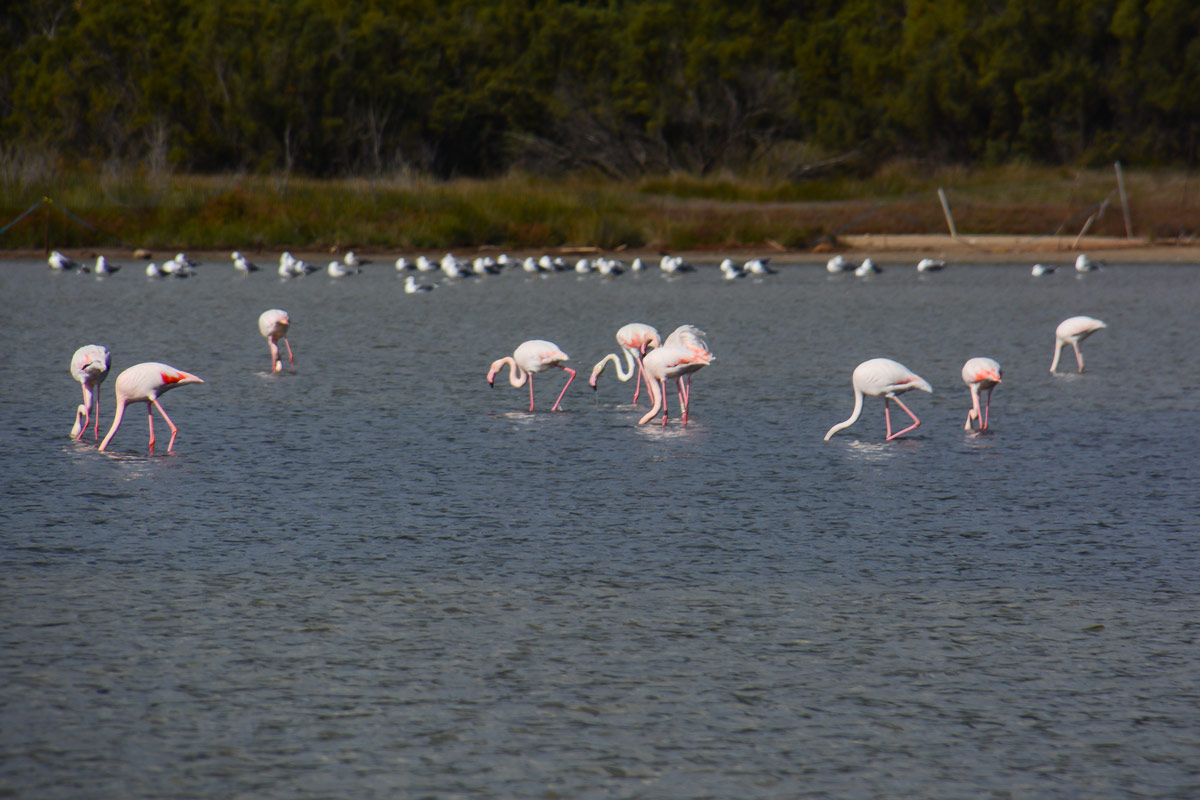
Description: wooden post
xmin=937 ymin=188 xmax=958 ymax=238
xmin=1114 ymin=161 xmax=1133 ymax=238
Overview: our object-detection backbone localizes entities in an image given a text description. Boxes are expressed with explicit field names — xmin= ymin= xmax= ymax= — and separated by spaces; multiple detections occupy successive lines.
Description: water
xmin=2 ymin=257 xmax=1198 ymax=798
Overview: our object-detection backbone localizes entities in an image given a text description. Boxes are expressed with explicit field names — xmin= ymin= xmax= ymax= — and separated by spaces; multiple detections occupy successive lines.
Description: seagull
xmin=395 ymin=257 xmax=412 ymax=271
xmin=1075 ymin=254 xmax=1102 ymax=272
xmin=574 ymin=258 xmax=594 ymax=274
xmin=440 ymin=253 xmax=470 ymax=278
xmin=1031 ymin=263 xmax=1055 ymax=276
xmin=631 ymin=257 xmax=646 ymax=272
xmin=744 ymin=258 xmax=775 ymax=275
xmin=404 ymin=275 xmax=435 ymax=293
xmin=719 ymin=258 xmax=746 ymax=280
xmin=327 ymin=260 xmax=358 ymax=277
xmin=94 ymin=255 xmax=120 ymax=276
xmin=917 ymin=258 xmax=946 ymax=272
xmin=597 ymin=258 xmax=624 ymax=277
xmin=161 ymin=256 xmax=193 ymax=277
xmin=48 ymin=251 xmax=78 ymax=270
xmin=522 ymin=256 xmax=544 ymax=273
xmin=146 ymin=261 xmax=163 ymax=277
xmin=826 ymin=255 xmax=851 ymax=273
xmin=855 ymin=257 xmax=881 ymax=276
xmin=343 ymin=251 xmax=367 ymax=268
xmin=660 ymin=255 xmax=694 ymax=274
xmin=416 ymin=255 xmax=437 ymax=272
xmin=232 ymin=251 xmax=259 ymax=274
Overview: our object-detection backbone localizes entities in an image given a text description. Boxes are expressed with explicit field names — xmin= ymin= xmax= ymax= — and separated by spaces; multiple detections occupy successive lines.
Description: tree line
xmin=3 ymin=0 xmax=1198 ymax=180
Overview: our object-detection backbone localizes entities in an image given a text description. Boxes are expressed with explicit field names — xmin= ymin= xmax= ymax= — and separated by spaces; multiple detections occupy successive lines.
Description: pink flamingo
xmin=961 ymin=357 xmax=1002 ymax=431
xmin=588 ymin=322 xmax=661 ymax=404
xmin=258 ymin=309 xmax=294 ymax=372
xmin=99 ymin=363 xmax=204 ymax=453
xmin=660 ymin=325 xmax=713 ymax=418
xmin=1050 ymin=316 xmax=1106 ymax=373
xmin=69 ymin=345 xmax=112 ymax=440
xmin=638 ymin=337 xmax=714 ymax=426
xmin=487 ymin=340 xmax=576 ymax=412
xmin=824 ymin=358 xmax=933 ymax=441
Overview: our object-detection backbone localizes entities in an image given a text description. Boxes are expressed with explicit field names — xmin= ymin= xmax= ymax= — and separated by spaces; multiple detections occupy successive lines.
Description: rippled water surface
xmin=2 ymin=256 xmax=1199 ymax=798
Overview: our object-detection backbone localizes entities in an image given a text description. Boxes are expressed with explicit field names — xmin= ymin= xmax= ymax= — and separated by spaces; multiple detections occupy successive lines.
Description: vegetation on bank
xmin=3 ymin=164 xmax=1195 ymax=252
xmin=3 ymin=0 xmax=1200 ymax=182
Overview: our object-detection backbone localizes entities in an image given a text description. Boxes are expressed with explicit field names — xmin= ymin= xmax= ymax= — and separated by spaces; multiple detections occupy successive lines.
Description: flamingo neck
xmin=824 ymin=387 xmax=864 ymax=440
xmin=638 ymin=375 xmax=664 ymax=425
xmin=491 ymin=357 xmax=528 ymax=388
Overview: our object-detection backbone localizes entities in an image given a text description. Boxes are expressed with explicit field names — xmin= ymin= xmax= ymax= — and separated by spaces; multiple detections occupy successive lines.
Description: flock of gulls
xmin=48 ymin=247 xmax=1103 ymax=285
xmin=53 ymin=246 xmax=1108 ymax=453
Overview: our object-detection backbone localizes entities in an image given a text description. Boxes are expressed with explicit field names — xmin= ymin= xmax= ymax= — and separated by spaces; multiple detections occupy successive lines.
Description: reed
xmin=1 ymin=164 xmax=1194 ymax=252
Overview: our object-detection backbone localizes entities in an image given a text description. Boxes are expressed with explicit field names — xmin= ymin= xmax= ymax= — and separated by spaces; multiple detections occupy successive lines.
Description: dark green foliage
xmin=2 ymin=0 xmax=1197 ymax=178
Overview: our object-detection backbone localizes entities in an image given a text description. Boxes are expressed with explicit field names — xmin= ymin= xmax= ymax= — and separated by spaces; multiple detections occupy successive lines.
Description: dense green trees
xmin=2 ymin=0 xmax=1198 ymax=178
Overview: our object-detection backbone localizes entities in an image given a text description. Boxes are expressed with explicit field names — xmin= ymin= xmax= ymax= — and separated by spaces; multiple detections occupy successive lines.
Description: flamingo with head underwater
xmin=589 ymin=323 xmax=661 ymax=404
xmin=488 ymin=340 xmax=576 ymax=412
xmin=961 ymin=357 xmax=1002 ymax=431
xmin=99 ymin=363 xmax=204 ymax=453
xmin=69 ymin=345 xmax=112 ymax=440
xmin=258 ymin=309 xmax=294 ymax=372
xmin=1050 ymin=316 xmax=1107 ymax=373
xmin=824 ymin=358 xmax=933 ymax=441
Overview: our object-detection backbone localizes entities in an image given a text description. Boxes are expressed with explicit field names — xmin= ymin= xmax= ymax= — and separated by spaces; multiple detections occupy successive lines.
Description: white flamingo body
xmin=99 ymin=363 xmax=204 ymax=453
xmin=487 ymin=340 xmax=576 ymax=412
xmin=824 ymin=358 xmax=933 ymax=441
xmin=589 ymin=323 xmax=662 ymax=403
xmin=258 ymin=309 xmax=294 ymax=372
xmin=1050 ymin=316 xmax=1107 ymax=373
xmin=69 ymin=345 xmax=112 ymax=440
xmin=962 ymin=357 xmax=1002 ymax=431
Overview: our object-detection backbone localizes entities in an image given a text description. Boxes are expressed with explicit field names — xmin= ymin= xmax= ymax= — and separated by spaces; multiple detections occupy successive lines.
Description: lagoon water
xmin=1 ymin=256 xmax=1198 ymax=798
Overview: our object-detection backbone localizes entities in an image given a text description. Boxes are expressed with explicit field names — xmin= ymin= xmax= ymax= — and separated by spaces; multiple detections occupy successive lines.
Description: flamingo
xmin=589 ymin=323 xmax=662 ymax=404
xmin=962 ymin=357 xmax=1002 ymax=431
xmin=638 ymin=338 xmax=714 ymax=426
xmin=69 ymin=345 xmax=112 ymax=440
xmin=258 ymin=309 xmax=294 ymax=372
xmin=660 ymin=325 xmax=714 ymax=419
xmin=487 ymin=340 xmax=575 ymax=412
xmin=1050 ymin=316 xmax=1107 ymax=373
xmin=98 ymin=363 xmax=204 ymax=453
xmin=824 ymin=358 xmax=933 ymax=441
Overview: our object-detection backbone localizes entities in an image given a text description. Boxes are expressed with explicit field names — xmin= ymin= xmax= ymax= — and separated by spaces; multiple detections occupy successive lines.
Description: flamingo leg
xmin=551 ymin=366 xmax=576 ymax=412
xmin=885 ymin=395 xmax=922 ymax=441
xmin=528 ymin=375 xmax=536 ymax=412
xmin=151 ymin=398 xmax=181 ymax=452
xmin=93 ymin=394 xmax=101 ymax=440
xmin=965 ymin=386 xmax=982 ymax=431
xmin=146 ymin=404 xmax=156 ymax=453
xmin=1072 ymin=342 xmax=1085 ymax=373
xmin=660 ymin=379 xmax=670 ymax=426
xmin=283 ymin=337 xmax=295 ymax=371
xmin=982 ymin=386 xmax=993 ymax=430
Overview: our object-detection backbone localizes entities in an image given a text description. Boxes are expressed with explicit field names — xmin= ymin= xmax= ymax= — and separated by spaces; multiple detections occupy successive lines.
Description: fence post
xmin=1114 ymin=162 xmax=1133 ymax=238
xmin=937 ymin=188 xmax=958 ymax=238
